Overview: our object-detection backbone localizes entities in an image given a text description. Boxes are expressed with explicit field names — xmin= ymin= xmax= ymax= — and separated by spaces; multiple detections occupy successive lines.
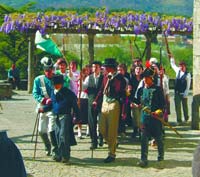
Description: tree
xmin=0 ymin=3 xmax=36 ymax=79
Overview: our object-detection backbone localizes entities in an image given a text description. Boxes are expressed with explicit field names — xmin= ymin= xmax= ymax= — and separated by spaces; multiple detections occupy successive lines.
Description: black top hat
xmin=52 ymin=74 xmax=64 ymax=85
xmin=103 ymin=58 xmax=118 ymax=68
xmin=141 ymin=67 xmax=155 ymax=78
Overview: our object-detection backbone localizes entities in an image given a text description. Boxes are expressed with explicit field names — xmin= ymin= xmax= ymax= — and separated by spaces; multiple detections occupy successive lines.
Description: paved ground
xmin=0 ymin=90 xmax=199 ymax=177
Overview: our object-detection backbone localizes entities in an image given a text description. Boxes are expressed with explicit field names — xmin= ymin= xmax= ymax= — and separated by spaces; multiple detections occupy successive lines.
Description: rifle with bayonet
xmin=142 ymin=106 xmax=182 ymax=138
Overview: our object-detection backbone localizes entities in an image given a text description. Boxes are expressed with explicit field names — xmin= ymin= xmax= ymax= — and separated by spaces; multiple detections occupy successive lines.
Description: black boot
xmin=39 ymin=133 xmax=51 ymax=156
xmin=49 ymin=131 xmax=61 ymax=161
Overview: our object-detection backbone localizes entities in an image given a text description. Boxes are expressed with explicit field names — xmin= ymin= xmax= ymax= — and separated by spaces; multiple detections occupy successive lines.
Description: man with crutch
xmin=32 ymin=57 xmax=59 ymax=161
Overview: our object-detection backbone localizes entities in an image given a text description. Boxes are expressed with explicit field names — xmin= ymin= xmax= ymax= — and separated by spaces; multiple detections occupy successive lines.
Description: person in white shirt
xmin=69 ymin=61 xmax=80 ymax=96
xmin=169 ymin=54 xmax=191 ymax=125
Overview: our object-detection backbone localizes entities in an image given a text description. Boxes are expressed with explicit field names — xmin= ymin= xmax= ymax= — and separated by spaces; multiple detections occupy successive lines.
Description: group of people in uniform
xmin=32 ymin=53 xmax=191 ymax=167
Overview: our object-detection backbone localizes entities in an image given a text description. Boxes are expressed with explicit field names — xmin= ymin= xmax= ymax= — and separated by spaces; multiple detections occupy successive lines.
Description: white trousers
xmin=38 ymin=111 xmax=56 ymax=133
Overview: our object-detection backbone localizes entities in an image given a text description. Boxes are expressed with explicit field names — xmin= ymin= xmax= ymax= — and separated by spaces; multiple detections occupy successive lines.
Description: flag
xmin=35 ymin=30 xmax=62 ymax=57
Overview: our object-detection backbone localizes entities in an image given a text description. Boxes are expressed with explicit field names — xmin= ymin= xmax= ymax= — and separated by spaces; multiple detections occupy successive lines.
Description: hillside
xmin=0 ymin=0 xmax=193 ymax=17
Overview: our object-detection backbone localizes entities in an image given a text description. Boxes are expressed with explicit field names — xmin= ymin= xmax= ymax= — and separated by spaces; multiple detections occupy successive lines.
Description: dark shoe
xmin=52 ymin=150 xmax=61 ymax=162
xmin=104 ymin=156 xmax=115 ymax=163
xmin=137 ymin=160 xmax=148 ymax=167
xmin=52 ymin=154 xmax=61 ymax=162
xmin=61 ymin=157 xmax=70 ymax=164
xmin=90 ymin=144 xmax=97 ymax=150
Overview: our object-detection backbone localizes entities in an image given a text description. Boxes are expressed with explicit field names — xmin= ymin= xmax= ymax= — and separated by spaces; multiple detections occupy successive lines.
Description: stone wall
xmin=191 ymin=0 xmax=200 ymax=129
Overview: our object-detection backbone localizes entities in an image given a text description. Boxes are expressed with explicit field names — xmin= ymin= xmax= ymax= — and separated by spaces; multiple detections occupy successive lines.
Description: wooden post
xmin=88 ymin=33 xmax=95 ymax=64
xmin=144 ymin=32 xmax=152 ymax=60
xmin=191 ymin=0 xmax=200 ymax=130
xmin=27 ymin=35 xmax=35 ymax=93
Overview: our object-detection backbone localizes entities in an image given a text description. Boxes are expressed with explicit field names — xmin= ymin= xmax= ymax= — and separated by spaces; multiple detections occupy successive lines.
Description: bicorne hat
xmin=141 ymin=67 xmax=155 ymax=78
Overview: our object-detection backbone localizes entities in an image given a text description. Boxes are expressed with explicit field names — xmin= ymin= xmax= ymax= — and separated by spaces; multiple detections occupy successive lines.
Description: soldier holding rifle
xmin=134 ymin=67 xmax=165 ymax=167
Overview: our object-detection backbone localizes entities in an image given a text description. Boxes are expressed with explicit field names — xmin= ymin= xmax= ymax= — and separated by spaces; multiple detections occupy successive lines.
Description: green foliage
xmin=95 ymin=45 xmax=132 ymax=67
xmin=93 ymin=35 xmax=192 ymax=79
xmin=0 ymin=32 xmax=28 ymax=79
xmin=0 ymin=2 xmax=37 ymax=80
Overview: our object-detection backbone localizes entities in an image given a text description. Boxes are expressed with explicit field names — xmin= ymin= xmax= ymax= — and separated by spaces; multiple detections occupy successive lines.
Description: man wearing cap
xmin=169 ymin=54 xmax=191 ymax=125
xmin=82 ymin=61 xmax=104 ymax=149
xmin=93 ymin=58 xmax=126 ymax=163
xmin=134 ymin=67 xmax=165 ymax=167
xmin=32 ymin=57 xmax=59 ymax=160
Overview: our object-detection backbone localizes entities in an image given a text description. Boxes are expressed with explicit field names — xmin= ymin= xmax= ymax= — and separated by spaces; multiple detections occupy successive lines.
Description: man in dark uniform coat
xmin=134 ymin=67 xmax=165 ymax=167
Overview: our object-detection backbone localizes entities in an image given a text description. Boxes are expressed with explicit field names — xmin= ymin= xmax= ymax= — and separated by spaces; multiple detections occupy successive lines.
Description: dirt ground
xmin=0 ymin=90 xmax=199 ymax=177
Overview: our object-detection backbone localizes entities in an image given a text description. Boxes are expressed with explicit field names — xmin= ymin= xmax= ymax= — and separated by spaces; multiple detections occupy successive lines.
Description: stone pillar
xmin=27 ymin=35 xmax=35 ymax=94
xmin=192 ymin=0 xmax=200 ymax=129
